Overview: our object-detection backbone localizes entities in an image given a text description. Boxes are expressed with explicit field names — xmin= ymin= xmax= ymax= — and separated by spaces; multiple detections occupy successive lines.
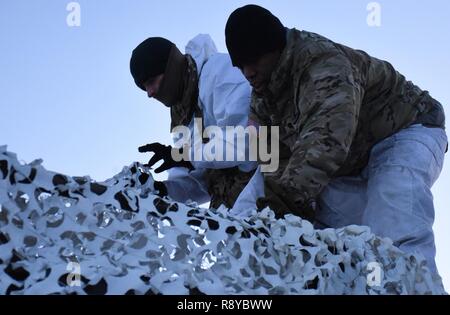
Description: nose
xmin=242 ymin=65 xmax=257 ymax=82
xmin=145 ymin=86 xmax=155 ymax=98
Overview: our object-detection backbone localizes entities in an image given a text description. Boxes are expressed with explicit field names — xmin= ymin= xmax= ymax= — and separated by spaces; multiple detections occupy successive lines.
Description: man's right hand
xmin=138 ymin=142 xmax=194 ymax=173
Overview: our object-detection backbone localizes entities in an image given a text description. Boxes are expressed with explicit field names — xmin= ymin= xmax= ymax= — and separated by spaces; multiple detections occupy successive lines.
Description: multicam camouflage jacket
xmin=250 ymin=28 xmax=446 ymax=219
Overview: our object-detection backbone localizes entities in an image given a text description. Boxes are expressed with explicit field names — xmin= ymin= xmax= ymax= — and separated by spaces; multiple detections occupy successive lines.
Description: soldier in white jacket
xmin=130 ymin=34 xmax=257 ymax=208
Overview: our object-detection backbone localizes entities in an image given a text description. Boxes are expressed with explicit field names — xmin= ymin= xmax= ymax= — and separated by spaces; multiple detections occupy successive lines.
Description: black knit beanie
xmin=225 ymin=5 xmax=286 ymax=67
xmin=130 ymin=37 xmax=174 ymax=90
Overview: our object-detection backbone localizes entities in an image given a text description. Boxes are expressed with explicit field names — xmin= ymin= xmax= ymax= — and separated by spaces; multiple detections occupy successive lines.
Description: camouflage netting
xmin=0 ymin=145 xmax=446 ymax=295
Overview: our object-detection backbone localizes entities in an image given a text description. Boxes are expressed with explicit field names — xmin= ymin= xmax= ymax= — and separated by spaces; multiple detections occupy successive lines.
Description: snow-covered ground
xmin=0 ymin=145 xmax=445 ymax=294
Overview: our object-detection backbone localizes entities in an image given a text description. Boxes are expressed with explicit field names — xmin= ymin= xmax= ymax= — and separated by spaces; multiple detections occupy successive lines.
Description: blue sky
xmin=1 ymin=0 xmax=449 ymax=289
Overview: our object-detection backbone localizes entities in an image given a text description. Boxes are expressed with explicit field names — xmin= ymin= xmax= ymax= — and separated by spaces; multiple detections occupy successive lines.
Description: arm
xmin=164 ymin=167 xmax=210 ymax=204
xmin=186 ymin=54 xmax=257 ymax=171
xmin=162 ymin=65 xmax=255 ymax=203
xmin=268 ymin=52 xmax=363 ymax=216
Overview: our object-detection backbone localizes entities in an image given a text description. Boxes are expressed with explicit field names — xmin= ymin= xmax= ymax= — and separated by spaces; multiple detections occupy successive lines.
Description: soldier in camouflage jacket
xmin=225 ymin=5 xmax=447 ymax=276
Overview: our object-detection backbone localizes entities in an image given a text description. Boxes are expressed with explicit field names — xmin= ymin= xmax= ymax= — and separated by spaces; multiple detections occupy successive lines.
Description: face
xmin=239 ymin=50 xmax=281 ymax=94
xmin=143 ymin=74 xmax=164 ymax=98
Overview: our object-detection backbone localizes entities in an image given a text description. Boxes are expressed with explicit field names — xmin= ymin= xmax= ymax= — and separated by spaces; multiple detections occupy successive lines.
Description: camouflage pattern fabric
xmin=250 ymin=28 xmax=446 ymax=219
xmin=205 ymin=167 xmax=255 ymax=209
xmin=1 ymin=146 xmax=445 ymax=294
xmin=170 ymin=55 xmax=201 ymax=131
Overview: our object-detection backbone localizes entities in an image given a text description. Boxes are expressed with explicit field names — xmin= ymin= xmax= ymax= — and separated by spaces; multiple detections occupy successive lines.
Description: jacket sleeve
xmin=188 ymin=54 xmax=257 ymax=172
xmin=164 ymin=167 xmax=210 ymax=204
xmin=275 ymin=52 xmax=363 ymax=212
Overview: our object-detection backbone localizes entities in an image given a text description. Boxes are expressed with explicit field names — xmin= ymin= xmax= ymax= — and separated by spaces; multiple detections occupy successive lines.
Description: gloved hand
xmin=138 ymin=142 xmax=194 ymax=173
xmin=256 ymin=195 xmax=290 ymax=219
xmin=257 ymin=181 xmax=315 ymax=221
xmin=153 ymin=181 xmax=168 ymax=198
xmin=256 ymin=177 xmax=295 ymax=219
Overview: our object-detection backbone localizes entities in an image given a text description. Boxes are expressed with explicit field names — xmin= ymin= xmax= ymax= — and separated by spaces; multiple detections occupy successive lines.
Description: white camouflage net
xmin=0 ymin=145 xmax=445 ymax=295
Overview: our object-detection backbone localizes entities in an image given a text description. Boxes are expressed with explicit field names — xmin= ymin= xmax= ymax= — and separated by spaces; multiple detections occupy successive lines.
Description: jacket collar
xmin=266 ymin=29 xmax=298 ymax=98
xmin=169 ymin=55 xmax=201 ymax=131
